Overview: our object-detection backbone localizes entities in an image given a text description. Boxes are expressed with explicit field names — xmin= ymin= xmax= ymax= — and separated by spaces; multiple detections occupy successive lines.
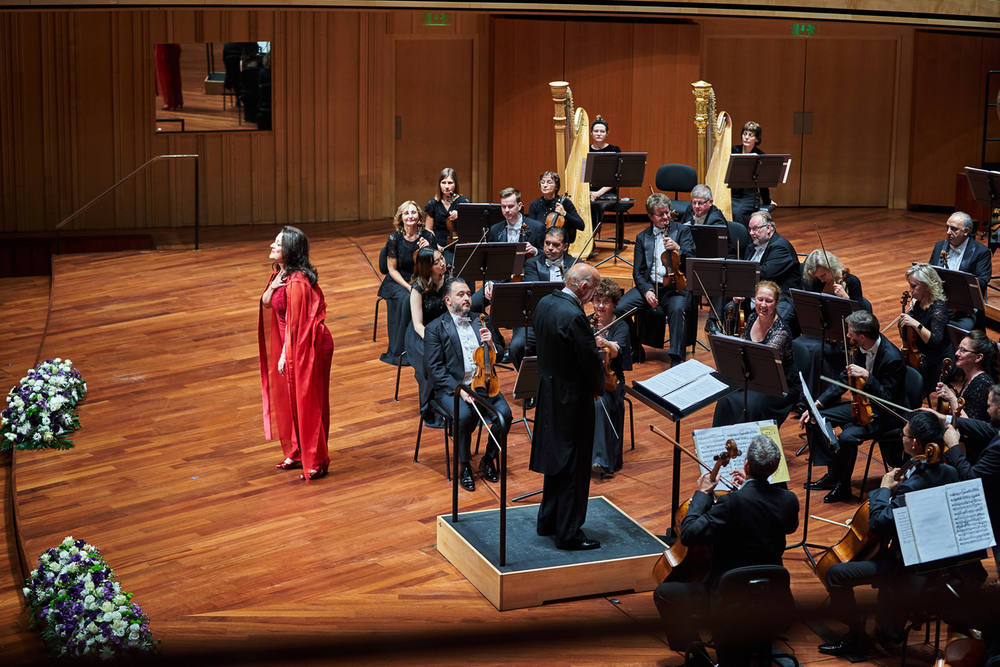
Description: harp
xmin=549 ymin=81 xmax=595 ymax=260
xmin=692 ymin=81 xmax=733 ymax=221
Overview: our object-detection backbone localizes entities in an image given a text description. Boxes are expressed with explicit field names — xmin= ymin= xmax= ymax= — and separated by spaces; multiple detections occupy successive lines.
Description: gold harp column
xmin=692 ymin=81 xmax=713 ymax=184
xmin=550 ymin=81 xmax=569 ymax=183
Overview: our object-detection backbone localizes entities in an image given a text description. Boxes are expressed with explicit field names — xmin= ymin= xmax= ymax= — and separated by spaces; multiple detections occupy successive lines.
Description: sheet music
xmin=691 ymin=420 xmax=790 ymax=485
xmin=905 ymin=487 xmax=959 ymax=563
xmin=667 ymin=374 xmax=728 ymax=411
xmin=947 ymin=478 xmax=996 ymax=553
xmin=636 ymin=359 xmax=714 ymax=397
xmin=892 ymin=506 xmax=920 ymax=567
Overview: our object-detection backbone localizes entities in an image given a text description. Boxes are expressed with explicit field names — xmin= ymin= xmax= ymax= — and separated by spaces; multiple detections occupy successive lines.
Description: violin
xmin=591 ymin=313 xmax=618 ymax=393
xmin=899 ymin=290 xmax=924 ymax=370
xmin=544 ymin=194 xmax=569 ymax=228
xmin=652 ymin=439 xmax=741 ymax=582
xmin=471 ymin=314 xmax=500 ymax=398
xmin=444 ymin=192 xmax=460 ymax=240
xmin=660 ymin=210 xmax=686 ymax=291
xmin=846 ymin=339 xmax=874 ymax=427
xmin=935 ymin=358 xmax=966 ymax=416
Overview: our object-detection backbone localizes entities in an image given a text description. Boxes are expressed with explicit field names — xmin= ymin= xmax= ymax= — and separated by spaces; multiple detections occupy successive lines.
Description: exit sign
xmin=792 ymin=23 xmax=816 ymax=35
xmin=425 ymin=12 xmax=452 ymax=27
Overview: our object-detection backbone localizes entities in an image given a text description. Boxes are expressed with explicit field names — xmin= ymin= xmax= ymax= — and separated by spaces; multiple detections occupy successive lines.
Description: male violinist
xmin=799 ymin=310 xmax=906 ymax=503
xmin=928 ymin=211 xmax=992 ymax=330
xmin=817 ymin=412 xmax=986 ymax=657
xmin=653 ymin=435 xmax=799 ymax=666
xmin=425 ymin=278 xmax=513 ymax=492
xmin=613 ymin=192 xmax=695 ymax=367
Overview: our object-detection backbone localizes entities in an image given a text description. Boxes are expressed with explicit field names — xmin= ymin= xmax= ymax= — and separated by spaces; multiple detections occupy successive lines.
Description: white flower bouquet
xmin=1 ymin=358 xmax=86 ymax=451
xmin=23 ymin=537 xmax=158 ymax=660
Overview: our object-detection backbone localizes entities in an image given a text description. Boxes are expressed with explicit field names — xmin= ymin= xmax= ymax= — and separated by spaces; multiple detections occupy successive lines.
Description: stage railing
xmin=54 ymin=154 xmax=200 ymax=255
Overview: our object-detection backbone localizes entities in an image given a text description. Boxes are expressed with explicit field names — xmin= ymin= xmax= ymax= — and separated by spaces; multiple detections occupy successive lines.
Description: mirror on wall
xmin=155 ymin=42 xmax=272 ymax=133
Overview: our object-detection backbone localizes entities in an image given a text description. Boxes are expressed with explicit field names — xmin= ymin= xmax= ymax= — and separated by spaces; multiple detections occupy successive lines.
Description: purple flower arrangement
xmin=1 ymin=358 xmax=86 ymax=451
xmin=23 ymin=537 xmax=158 ymax=660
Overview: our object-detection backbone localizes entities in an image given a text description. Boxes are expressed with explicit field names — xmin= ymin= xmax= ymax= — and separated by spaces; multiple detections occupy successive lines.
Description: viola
xmin=899 ymin=290 xmax=924 ymax=370
xmin=544 ymin=194 xmax=569 ymax=228
xmin=471 ymin=314 xmax=500 ymax=398
xmin=846 ymin=340 xmax=874 ymax=427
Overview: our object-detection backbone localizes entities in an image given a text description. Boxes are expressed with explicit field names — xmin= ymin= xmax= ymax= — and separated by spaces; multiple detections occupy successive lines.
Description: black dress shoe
xmin=459 ymin=465 xmax=475 ymax=492
xmin=804 ymin=472 xmax=836 ymax=490
xmin=823 ymin=481 xmax=853 ymax=504
xmin=704 ymin=318 xmax=721 ymax=335
xmin=524 ymin=397 xmax=536 ymax=410
xmin=818 ymin=633 xmax=870 ymax=657
xmin=478 ymin=456 xmax=499 ymax=483
xmin=557 ymin=539 xmax=601 ymax=551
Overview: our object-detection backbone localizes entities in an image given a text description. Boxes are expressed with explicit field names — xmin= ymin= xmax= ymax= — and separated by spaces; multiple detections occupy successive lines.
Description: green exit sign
xmin=425 ymin=12 xmax=452 ymax=27
xmin=792 ymin=23 xmax=816 ymax=35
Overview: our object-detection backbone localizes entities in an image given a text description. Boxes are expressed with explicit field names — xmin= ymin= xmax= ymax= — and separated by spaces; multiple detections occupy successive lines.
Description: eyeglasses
xmin=749 ymin=225 xmax=767 ymax=232
xmin=956 ymin=346 xmax=975 ymax=355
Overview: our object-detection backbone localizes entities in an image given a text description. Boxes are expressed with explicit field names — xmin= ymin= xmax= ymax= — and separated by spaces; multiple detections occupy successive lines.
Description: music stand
xmin=964 ymin=167 xmax=1000 ymax=250
xmin=791 ymin=371 xmax=836 ymax=556
xmin=948 ymin=324 xmax=971 ymax=352
xmin=690 ymin=225 xmax=729 ymax=259
xmin=585 ymin=152 xmax=647 ymax=267
xmin=725 ymin=153 xmax=791 ymax=216
xmin=708 ymin=333 xmax=787 ymax=422
xmin=455 ymin=203 xmax=504 ymax=243
xmin=511 ymin=356 xmax=538 ymax=442
xmin=490 ymin=281 xmax=563 ymax=330
xmin=931 ymin=265 xmax=986 ymax=319
xmin=453 ymin=242 xmax=525 ymax=287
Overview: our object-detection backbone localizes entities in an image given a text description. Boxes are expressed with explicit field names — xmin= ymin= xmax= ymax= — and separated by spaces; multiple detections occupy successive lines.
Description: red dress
xmin=258 ymin=271 xmax=334 ymax=474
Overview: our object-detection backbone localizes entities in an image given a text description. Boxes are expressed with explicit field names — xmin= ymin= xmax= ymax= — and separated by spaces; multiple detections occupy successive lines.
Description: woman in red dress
xmin=258 ymin=226 xmax=334 ymax=481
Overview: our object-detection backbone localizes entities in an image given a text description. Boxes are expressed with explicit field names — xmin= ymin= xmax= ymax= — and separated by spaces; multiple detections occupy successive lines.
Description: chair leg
xmin=444 ymin=419 xmax=452 ymax=481
xmin=860 ymin=439 xmax=877 ymax=504
xmin=373 ymin=296 xmax=384 ymax=343
xmin=414 ymin=416 xmax=423 ymax=463
xmin=625 ymin=396 xmax=635 ymax=451
xmin=394 ymin=350 xmax=406 ymax=401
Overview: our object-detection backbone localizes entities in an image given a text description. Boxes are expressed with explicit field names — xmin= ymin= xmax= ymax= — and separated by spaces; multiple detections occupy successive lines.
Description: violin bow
xmin=592 ymin=306 xmax=639 ymax=338
xmin=451 ymin=228 xmax=490 ymax=280
xmin=819 ymin=375 xmax=912 ymax=424
xmin=692 ymin=269 xmax=726 ymax=330
xmin=814 ymin=222 xmax=837 ymax=290
xmin=572 ymin=217 xmax=605 ymax=265
xmin=649 ymin=425 xmax=736 ymax=490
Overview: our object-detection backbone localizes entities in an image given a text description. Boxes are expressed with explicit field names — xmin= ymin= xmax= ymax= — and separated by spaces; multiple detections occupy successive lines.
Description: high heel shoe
xmin=300 ymin=464 xmax=329 ymax=481
xmin=276 ymin=458 xmax=301 ymax=470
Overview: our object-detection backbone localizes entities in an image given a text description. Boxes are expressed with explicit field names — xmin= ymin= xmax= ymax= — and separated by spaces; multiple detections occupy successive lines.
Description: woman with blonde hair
xmin=900 ymin=263 xmax=953 ymax=399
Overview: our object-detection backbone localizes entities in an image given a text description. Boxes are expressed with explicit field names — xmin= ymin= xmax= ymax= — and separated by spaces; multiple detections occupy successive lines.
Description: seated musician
xmin=799 ymin=310 xmax=906 ymax=504
xmin=929 ymin=211 xmax=992 ymax=330
xmin=935 ymin=330 xmax=999 ymax=428
xmin=526 ymin=171 xmax=585 ymax=244
xmin=613 ymin=192 xmax=695 ymax=367
xmin=424 ymin=278 xmax=513 ymax=492
xmin=818 ymin=412 xmax=986 ymax=657
xmin=653 ymin=435 xmax=799 ymax=665
xmin=507 ymin=227 xmax=578 ymax=373
xmin=900 ymin=263 xmax=954 ymax=400
xmin=795 ymin=249 xmax=870 ymax=401
xmin=588 ymin=117 xmax=622 ymax=232
xmin=680 ymin=184 xmax=727 ymax=227
xmin=741 ymin=211 xmax=801 ymax=325
xmin=591 ymin=277 xmax=631 ymax=474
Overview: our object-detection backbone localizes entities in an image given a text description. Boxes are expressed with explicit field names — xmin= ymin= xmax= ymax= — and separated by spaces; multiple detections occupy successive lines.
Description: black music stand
xmin=792 ymin=371 xmax=836 ymax=556
xmin=932 ymin=265 xmax=986 ymax=321
xmin=686 ymin=258 xmax=760 ymax=337
xmin=690 ymin=225 xmax=729 ymax=259
xmin=964 ymin=167 xmax=1000 ymax=250
xmin=453 ymin=242 xmax=525 ymax=288
xmin=725 ymin=153 xmax=791 ymax=215
xmin=455 ymin=203 xmax=504 ymax=243
xmin=948 ymin=324 xmax=971 ymax=352
xmin=585 ymin=152 xmax=647 ymax=267
xmin=511 ymin=356 xmax=538 ymax=442
xmin=708 ymin=333 xmax=786 ymax=423
xmin=490 ymin=281 xmax=563 ymax=330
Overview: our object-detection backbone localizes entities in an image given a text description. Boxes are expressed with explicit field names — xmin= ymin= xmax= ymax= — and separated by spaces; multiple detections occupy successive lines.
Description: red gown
xmin=258 ymin=271 xmax=334 ymax=475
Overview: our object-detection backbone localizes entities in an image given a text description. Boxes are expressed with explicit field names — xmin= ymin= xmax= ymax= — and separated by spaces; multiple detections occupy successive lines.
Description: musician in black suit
xmin=425 ymin=277 xmax=513 ymax=492
xmin=529 ymin=263 xmax=606 ymax=550
xmin=742 ymin=211 xmax=801 ymax=325
xmin=928 ymin=211 xmax=993 ymax=330
xmin=653 ymin=435 xmax=799 ymax=662
xmin=800 ymin=310 xmax=906 ymax=504
xmin=507 ymin=227 xmax=577 ymax=371
xmin=818 ymin=412 xmax=986 ymax=657
xmin=680 ymin=184 xmax=728 ymax=227
xmin=614 ymin=192 xmax=696 ymax=367
xmin=488 ymin=187 xmax=545 ymax=254
xmin=527 ymin=171 xmax=586 ymax=244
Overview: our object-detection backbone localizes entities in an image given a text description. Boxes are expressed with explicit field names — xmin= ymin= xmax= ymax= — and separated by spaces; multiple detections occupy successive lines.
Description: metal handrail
xmin=55 ymin=154 xmax=200 ymax=254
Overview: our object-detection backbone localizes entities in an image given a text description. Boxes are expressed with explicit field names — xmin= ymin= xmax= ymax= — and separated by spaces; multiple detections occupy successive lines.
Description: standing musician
xmin=591 ymin=277 xmax=632 ymax=474
xmin=799 ymin=310 xmax=906 ymax=504
xmin=424 ymin=278 xmax=513 ymax=492
xmin=653 ymin=435 xmax=799 ymax=665
xmin=527 ymin=171 xmax=585 ymax=244
xmin=900 ymin=263 xmax=954 ymax=400
xmin=614 ymin=192 xmax=696 ymax=367
xmin=817 ymin=412 xmax=986 ymax=657
xmin=423 ymin=167 xmax=470 ymax=254
xmin=729 ymin=121 xmax=774 ymax=227
xmin=928 ymin=211 xmax=992 ymax=330
xmin=530 ymin=264 xmax=606 ymax=550
xmin=740 ymin=211 xmax=801 ymax=326
xmin=506 ymin=227 xmax=578 ymax=373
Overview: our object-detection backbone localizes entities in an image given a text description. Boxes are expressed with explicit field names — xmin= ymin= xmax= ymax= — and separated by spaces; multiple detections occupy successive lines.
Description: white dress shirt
xmin=450 ymin=311 xmax=479 ymax=384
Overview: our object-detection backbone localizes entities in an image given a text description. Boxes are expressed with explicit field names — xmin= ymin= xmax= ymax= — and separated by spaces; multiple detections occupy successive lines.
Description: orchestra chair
xmin=392 ymin=298 xmax=413 ymax=401
xmin=858 ymin=366 xmax=922 ymax=502
xmin=686 ymin=565 xmax=798 ymax=667
xmin=726 ymin=221 xmax=750 ymax=259
xmin=373 ymin=244 xmax=389 ymax=343
xmin=413 ymin=396 xmax=481 ymax=482
xmin=654 ymin=164 xmax=698 ymax=216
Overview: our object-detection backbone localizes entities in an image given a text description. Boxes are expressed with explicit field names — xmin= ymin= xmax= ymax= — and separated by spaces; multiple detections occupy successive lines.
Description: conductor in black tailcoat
xmin=530 ymin=263 xmax=606 ymax=550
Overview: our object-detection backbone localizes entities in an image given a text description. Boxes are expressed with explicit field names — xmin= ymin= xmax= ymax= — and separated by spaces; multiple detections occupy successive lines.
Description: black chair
xmin=373 ymin=245 xmax=389 ymax=343
xmin=413 ymin=396 xmax=481 ymax=481
xmin=655 ymin=164 xmax=698 ymax=216
xmin=239 ymin=66 xmax=261 ymax=123
xmin=859 ymin=365 xmax=922 ymax=501
xmin=687 ymin=565 xmax=798 ymax=667
xmin=726 ymin=220 xmax=750 ymax=259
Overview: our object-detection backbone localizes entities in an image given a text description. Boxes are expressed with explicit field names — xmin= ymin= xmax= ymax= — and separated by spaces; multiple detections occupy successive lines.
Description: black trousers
xmin=536 ymin=439 xmax=593 ymax=548
xmin=811 ymin=403 xmax=899 ymax=484
xmin=615 ymin=286 xmax=687 ymax=359
xmin=438 ymin=390 xmax=512 ymax=464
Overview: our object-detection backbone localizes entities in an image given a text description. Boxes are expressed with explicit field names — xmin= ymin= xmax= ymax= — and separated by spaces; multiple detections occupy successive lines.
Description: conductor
xmin=530 ymin=263 xmax=607 ymax=550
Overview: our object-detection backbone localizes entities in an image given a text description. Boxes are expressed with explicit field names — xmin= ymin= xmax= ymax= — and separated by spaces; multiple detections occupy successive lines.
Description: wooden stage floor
xmin=2 ymin=207 xmax=998 ymax=665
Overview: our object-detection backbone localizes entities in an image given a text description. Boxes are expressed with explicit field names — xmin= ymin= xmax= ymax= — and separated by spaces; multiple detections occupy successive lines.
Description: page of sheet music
xmin=691 ymin=420 xmax=791 ymax=485
xmin=667 ymin=374 xmax=728 ymax=411
xmin=892 ymin=506 xmax=920 ymax=567
xmin=905 ymin=486 xmax=960 ymax=563
xmin=636 ymin=358 xmax=714 ymax=397
xmin=947 ymin=478 xmax=996 ymax=553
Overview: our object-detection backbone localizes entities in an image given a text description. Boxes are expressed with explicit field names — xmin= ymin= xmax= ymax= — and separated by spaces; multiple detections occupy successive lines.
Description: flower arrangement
xmin=1 ymin=358 xmax=86 ymax=451
xmin=23 ymin=537 xmax=158 ymax=660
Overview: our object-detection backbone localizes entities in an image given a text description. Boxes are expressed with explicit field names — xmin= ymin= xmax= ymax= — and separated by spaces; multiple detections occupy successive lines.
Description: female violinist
xmin=590 ymin=278 xmax=632 ymax=474
xmin=900 ymin=263 xmax=954 ymax=400
xmin=935 ymin=329 xmax=999 ymax=427
xmin=527 ymin=171 xmax=585 ymax=244
xmin=405 ymin=248 xmax=449 ymax=426
xmin=423 ymin=167 xmax=469 ymax=256
xmin=378 ymin=200 xmax=436 ymax=365
xmin=713 ymin=281 xmax=801 ymax=427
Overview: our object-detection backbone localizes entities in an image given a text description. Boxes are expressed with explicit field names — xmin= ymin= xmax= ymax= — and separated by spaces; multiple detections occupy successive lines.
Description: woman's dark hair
xmin=412 ymin=247 xmax=439 ymax=290
xmin=591 ymin=118 xmax=609 ymax=133
xmin=540 ymin=170 xmax=561 ymax=192
xmin=966 ymin=329 xmax=1000 ymax=382
xmin=277 ymin=226 xmax=318 ymax=285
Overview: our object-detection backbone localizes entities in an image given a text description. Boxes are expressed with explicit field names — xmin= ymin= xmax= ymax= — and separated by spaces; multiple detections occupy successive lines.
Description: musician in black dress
xmin=405 ymin=248 xmax=449 ymax=423
xmin=379 ymin=201 xmax=436 ymax=365
xmin=527 ymin=171 xmax=585 ymax=244
xmin=900 ymin=263 xmax=954 ymax=400
xmin=588 ymin=117 xmax=622 ymax=231
xmin=730 ymin=121 xmax=773 ymax=227
xmin=591 ymin=278 xmax=631 ymax=474
xmin=935 ymin=329 xmax=999 ymax=436
xmin=423 ymin=167 xmax=469 ymax=254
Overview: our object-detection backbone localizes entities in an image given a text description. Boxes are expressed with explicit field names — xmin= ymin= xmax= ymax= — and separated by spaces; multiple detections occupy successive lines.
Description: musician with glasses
xmin=928 ymin=211 xmax=992 ymax=330
xmin=527 ymin=171 xmax=585 ymax=244
xmin=738 ymin=211 xmax=801 ymax=325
